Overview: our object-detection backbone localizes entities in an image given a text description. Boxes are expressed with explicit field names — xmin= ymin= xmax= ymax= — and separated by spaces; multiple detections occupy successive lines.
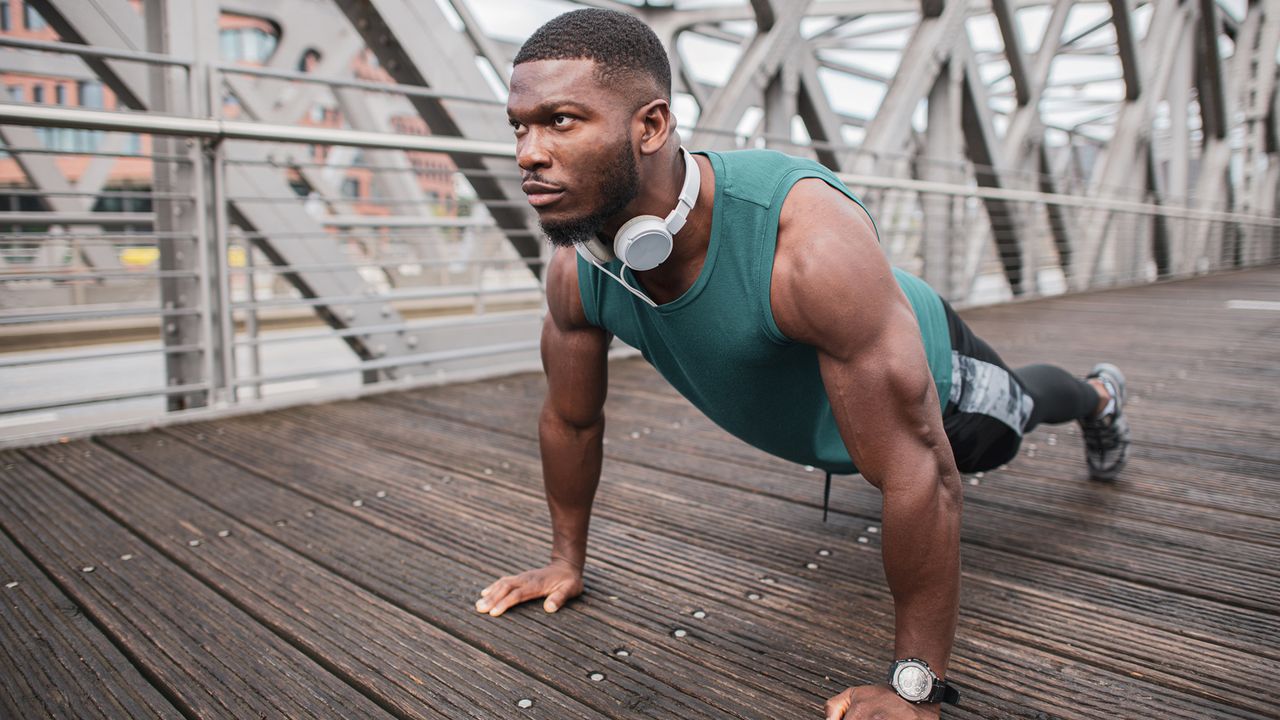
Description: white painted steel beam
xmin=331 ymin=0 xmax=540 ymax=267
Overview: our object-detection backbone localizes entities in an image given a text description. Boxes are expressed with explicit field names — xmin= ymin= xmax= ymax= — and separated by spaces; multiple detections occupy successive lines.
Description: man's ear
xmin=635 ymin=99 xmax=672 ymax=156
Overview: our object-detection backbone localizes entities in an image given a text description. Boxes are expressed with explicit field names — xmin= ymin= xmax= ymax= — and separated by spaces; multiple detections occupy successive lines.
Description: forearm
xmin=880 ymin=456 xmax=963 ymax=678
xmin=538 ymin=403 xmax=605 ymax=571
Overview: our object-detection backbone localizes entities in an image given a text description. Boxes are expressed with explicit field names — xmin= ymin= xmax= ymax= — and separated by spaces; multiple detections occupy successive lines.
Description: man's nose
xmin=516 ymin=131 xmax=551 ymax=173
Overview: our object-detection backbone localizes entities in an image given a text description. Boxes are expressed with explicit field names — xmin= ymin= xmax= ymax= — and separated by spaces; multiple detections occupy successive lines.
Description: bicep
xmin=771 ymin=181 xmax=951 ymax=488
xmin=542 ymin=247 xmax=610 ymax=428
xmin=816 ymin=311 xmax=950 ymax=490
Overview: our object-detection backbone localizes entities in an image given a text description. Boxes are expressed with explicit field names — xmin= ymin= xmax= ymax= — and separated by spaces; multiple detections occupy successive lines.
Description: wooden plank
xmin=100 ymin=430 xmax=810 ymax=720
xmin=365 ymin=387 xmax=1280 ymax=612
xmin=0 ymin=450 xmax=395 ymax=719
xmin=165 ymin=407 xmax=1275 ymax=717
xmin=17 ymin=441 xmax=601 ymax=720
xmin=0 ymin=524 xmax=183 ymax=719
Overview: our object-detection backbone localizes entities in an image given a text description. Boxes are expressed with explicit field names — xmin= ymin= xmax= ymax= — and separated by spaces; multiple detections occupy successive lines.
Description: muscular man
xmin=474 ymin=9 xmax=1131 ymax=719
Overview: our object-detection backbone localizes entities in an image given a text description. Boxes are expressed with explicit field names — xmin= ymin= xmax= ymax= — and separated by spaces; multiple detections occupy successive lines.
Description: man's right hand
xmin=474 ymin=560 xmax=584 ymax=617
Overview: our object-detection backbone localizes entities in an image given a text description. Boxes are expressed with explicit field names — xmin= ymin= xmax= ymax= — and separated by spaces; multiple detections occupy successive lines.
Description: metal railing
xmin=1 ymin=36 xmax=1277 ymax=447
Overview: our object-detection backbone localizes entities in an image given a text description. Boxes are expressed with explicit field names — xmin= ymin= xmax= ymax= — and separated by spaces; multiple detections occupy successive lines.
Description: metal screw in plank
xmin=375 ymin=491 xmax=387 ymax=498
xmin=817 ymin=549 xmax=831 ymax=557
xmin=746 ymin=592 xmax=761 ymax=601
xmin=589 ymin=672 xmax=605 ymax=681
xmin=692 ymin=610 xmax=707 ymax=619
xmin=614 ymin=648 xmax=630 ymax=657
xmin=867 ymin=526 xmax=879 ymax=534
xmin=6 ymin=581 xmax=18 ymax=589
xmin=188 ymin=540 xmax=201 ymax=547
xmin=218 ymin=530 xmax=230 ymax=538
xmin=81 ymin=566 xmax=95 ymax=573
xmin=761 ymin=576 xmax=776 ymax=584
xmin=516 ymin=699 xmax=533 ymax=709
xmin=672 ymin=629 xmax=688 ymax=638
xmin=805 ymin=562 xmax=819 ymax=570
xmin=352 ymin=500 xmax=364 ymax=507
xmin=420 ymin=484 xmax=432 ymax=492
xmin=857 ymin=536 xmax=870 ymax=545
xmin=120 ymin=554 xmax=134 ymax=561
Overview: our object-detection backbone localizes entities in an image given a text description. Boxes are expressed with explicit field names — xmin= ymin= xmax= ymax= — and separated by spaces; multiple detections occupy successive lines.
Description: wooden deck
xmin=3 ymin=266 xmax=1278 ymax=719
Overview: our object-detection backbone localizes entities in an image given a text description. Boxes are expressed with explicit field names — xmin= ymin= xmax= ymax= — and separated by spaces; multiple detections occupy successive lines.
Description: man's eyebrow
xmin=508 ymin=99 xmax=593 ymax=118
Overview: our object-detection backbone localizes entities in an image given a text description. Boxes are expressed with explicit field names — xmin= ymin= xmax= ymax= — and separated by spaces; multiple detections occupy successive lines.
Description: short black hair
xmin=514 ymin=9 xmax=672 ymax=102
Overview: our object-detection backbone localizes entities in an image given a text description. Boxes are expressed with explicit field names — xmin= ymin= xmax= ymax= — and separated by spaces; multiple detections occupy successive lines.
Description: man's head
xmin=508 ymin=9 xmax=676 ymax=248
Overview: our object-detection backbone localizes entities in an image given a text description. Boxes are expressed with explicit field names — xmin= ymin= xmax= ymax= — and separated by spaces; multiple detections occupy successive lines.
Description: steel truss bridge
xmin=0 ymin=0 xmax=1277 ymax=443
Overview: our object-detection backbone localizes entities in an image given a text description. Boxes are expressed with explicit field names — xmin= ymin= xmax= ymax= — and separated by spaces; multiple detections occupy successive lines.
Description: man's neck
xmin=625 ymin=153 xmax=715 ymax=303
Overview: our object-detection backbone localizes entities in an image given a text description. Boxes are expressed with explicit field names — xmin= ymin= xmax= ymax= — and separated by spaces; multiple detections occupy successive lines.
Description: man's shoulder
xmin=701 ymin=149 xmax=833 ymax=203
xmin=545 ymin=246 xmax=592 ymax=332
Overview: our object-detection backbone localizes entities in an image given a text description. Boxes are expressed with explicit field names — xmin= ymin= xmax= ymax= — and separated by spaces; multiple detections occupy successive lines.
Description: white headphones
xmin=576 ymin=147 xmax=701 ymax=307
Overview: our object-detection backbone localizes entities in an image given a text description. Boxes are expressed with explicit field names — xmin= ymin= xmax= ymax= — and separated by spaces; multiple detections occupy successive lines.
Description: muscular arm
xmin=475 ymin=246 xmax=609 ymax=616
xmin=773 ymin=181 xmax=962 ymax=688
xmin=539 ymin=246 xmax=610 ymax=572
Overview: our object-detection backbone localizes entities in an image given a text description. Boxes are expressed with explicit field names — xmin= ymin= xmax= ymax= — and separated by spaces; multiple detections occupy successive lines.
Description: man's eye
xmin=552 ymin=115 xmax=572 ymax=127
xmin=509 ymin=120 xmax=523 ymax=132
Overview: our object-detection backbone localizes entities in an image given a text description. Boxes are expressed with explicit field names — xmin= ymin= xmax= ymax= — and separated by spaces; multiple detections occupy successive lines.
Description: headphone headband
xmin=664 ymin=147 xmax=701 ymax=236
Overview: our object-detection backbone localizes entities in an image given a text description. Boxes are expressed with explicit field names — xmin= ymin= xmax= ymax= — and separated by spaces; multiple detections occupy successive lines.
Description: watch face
xmin=893 ymin=663 xmax=931 ymax=701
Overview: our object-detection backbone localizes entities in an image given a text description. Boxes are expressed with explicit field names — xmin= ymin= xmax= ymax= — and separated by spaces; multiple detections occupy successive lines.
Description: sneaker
xmin=1081 ymin=363 xmax=1130 ymax=481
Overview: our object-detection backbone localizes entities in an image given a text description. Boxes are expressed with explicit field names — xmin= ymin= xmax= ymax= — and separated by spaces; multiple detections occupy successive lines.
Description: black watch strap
xmin=928 ymin=679 xmax=960 ymax=705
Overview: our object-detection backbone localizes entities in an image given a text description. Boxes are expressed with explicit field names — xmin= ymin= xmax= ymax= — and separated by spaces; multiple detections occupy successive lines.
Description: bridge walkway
xmin=2 ymin=266 xmax=1277 ymax=719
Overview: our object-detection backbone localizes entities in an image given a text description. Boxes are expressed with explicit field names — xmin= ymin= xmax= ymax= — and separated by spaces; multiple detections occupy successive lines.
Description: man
xmin=474 ymin=9 xmax=1131 ymax=719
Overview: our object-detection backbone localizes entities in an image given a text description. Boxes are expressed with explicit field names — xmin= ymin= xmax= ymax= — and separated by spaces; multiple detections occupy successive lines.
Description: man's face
xmin=507 ymin=59 xmax=640 ymax=247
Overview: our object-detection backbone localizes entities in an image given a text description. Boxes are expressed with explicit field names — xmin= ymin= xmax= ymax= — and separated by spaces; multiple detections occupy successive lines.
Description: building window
xmin=125 ymin=133 xmax=142 ymax=156
xmin=78 ymin=80 xmax=104 ymax=109
xmin=55 ymin=84 xmax=66 ymax=105
xmin=218 ymin=26 xmax=279 ymax=64
xmin=340 ymin=177 xmax=360 ymax=198
xmin=1 ymin=2 xmax=10 ymax=32
xmin=23 ymin=3 xmax=46 ymax=30
xmin=297 ymin=49 xmax=320 ymax=73
xmin=6 ymin=86 xmax=22 ymax=102
xmin=32 ymin=84 xmax=43 ymax=103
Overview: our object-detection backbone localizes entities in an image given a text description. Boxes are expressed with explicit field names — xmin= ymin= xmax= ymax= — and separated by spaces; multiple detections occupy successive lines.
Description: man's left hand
xmin=824 ymin=685 xmax=941 ymax=719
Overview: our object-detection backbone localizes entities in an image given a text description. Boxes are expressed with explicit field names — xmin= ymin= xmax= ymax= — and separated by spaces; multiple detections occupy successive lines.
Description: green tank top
xmin=577 ymin=149 xmax=952 ymax=473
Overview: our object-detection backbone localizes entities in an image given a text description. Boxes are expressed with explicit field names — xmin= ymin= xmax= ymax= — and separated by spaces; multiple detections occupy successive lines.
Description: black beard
xmin=539 ymin=135 xmax=639 ymax=249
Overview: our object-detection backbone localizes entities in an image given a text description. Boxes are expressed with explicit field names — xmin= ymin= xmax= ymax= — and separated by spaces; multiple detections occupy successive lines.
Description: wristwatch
xmin=887 ymin=658 xmax=960 ymax=705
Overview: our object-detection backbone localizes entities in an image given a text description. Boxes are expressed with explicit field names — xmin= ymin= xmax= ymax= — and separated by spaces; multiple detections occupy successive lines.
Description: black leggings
xmin=941 ymin=301 xmax=1099 ymax=472
xmin=1016 ymin=364 xmax=1100 ymax=431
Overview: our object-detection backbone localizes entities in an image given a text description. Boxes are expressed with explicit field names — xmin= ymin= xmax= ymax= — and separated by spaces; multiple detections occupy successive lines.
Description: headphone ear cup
xmin=613 ymin=215 xmax=673 ymax=271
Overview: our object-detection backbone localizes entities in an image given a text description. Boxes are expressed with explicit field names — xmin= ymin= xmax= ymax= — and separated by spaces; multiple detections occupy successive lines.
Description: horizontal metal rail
xmin=0 ymin=35 xmax=192 ymax=67
xmin=229 ymin=339 xmax=540 ymax=388
xmin=0 ymin=103 xmax=515 ymax=157
xmin=227 ymin=256 xmax=542 ymax=275
xmin=0 ymin=381 xmax=211 ymax=415
xmin=0 ymin=343 xmax=204 ymax=369
xmin=230 ymin=283 xmax=541 ymax=311
xmin=232 ymin=309 xmax=544 ymax=348
xmin=0 ymin=305 xmax=202 ymax=325
xmin=0 ymin=269 xmax=200 ymax=281
xmin=216 ymin=64 xmax=506 ymax=107
xmin=0 ymin=212 xmax=156 ymax=225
